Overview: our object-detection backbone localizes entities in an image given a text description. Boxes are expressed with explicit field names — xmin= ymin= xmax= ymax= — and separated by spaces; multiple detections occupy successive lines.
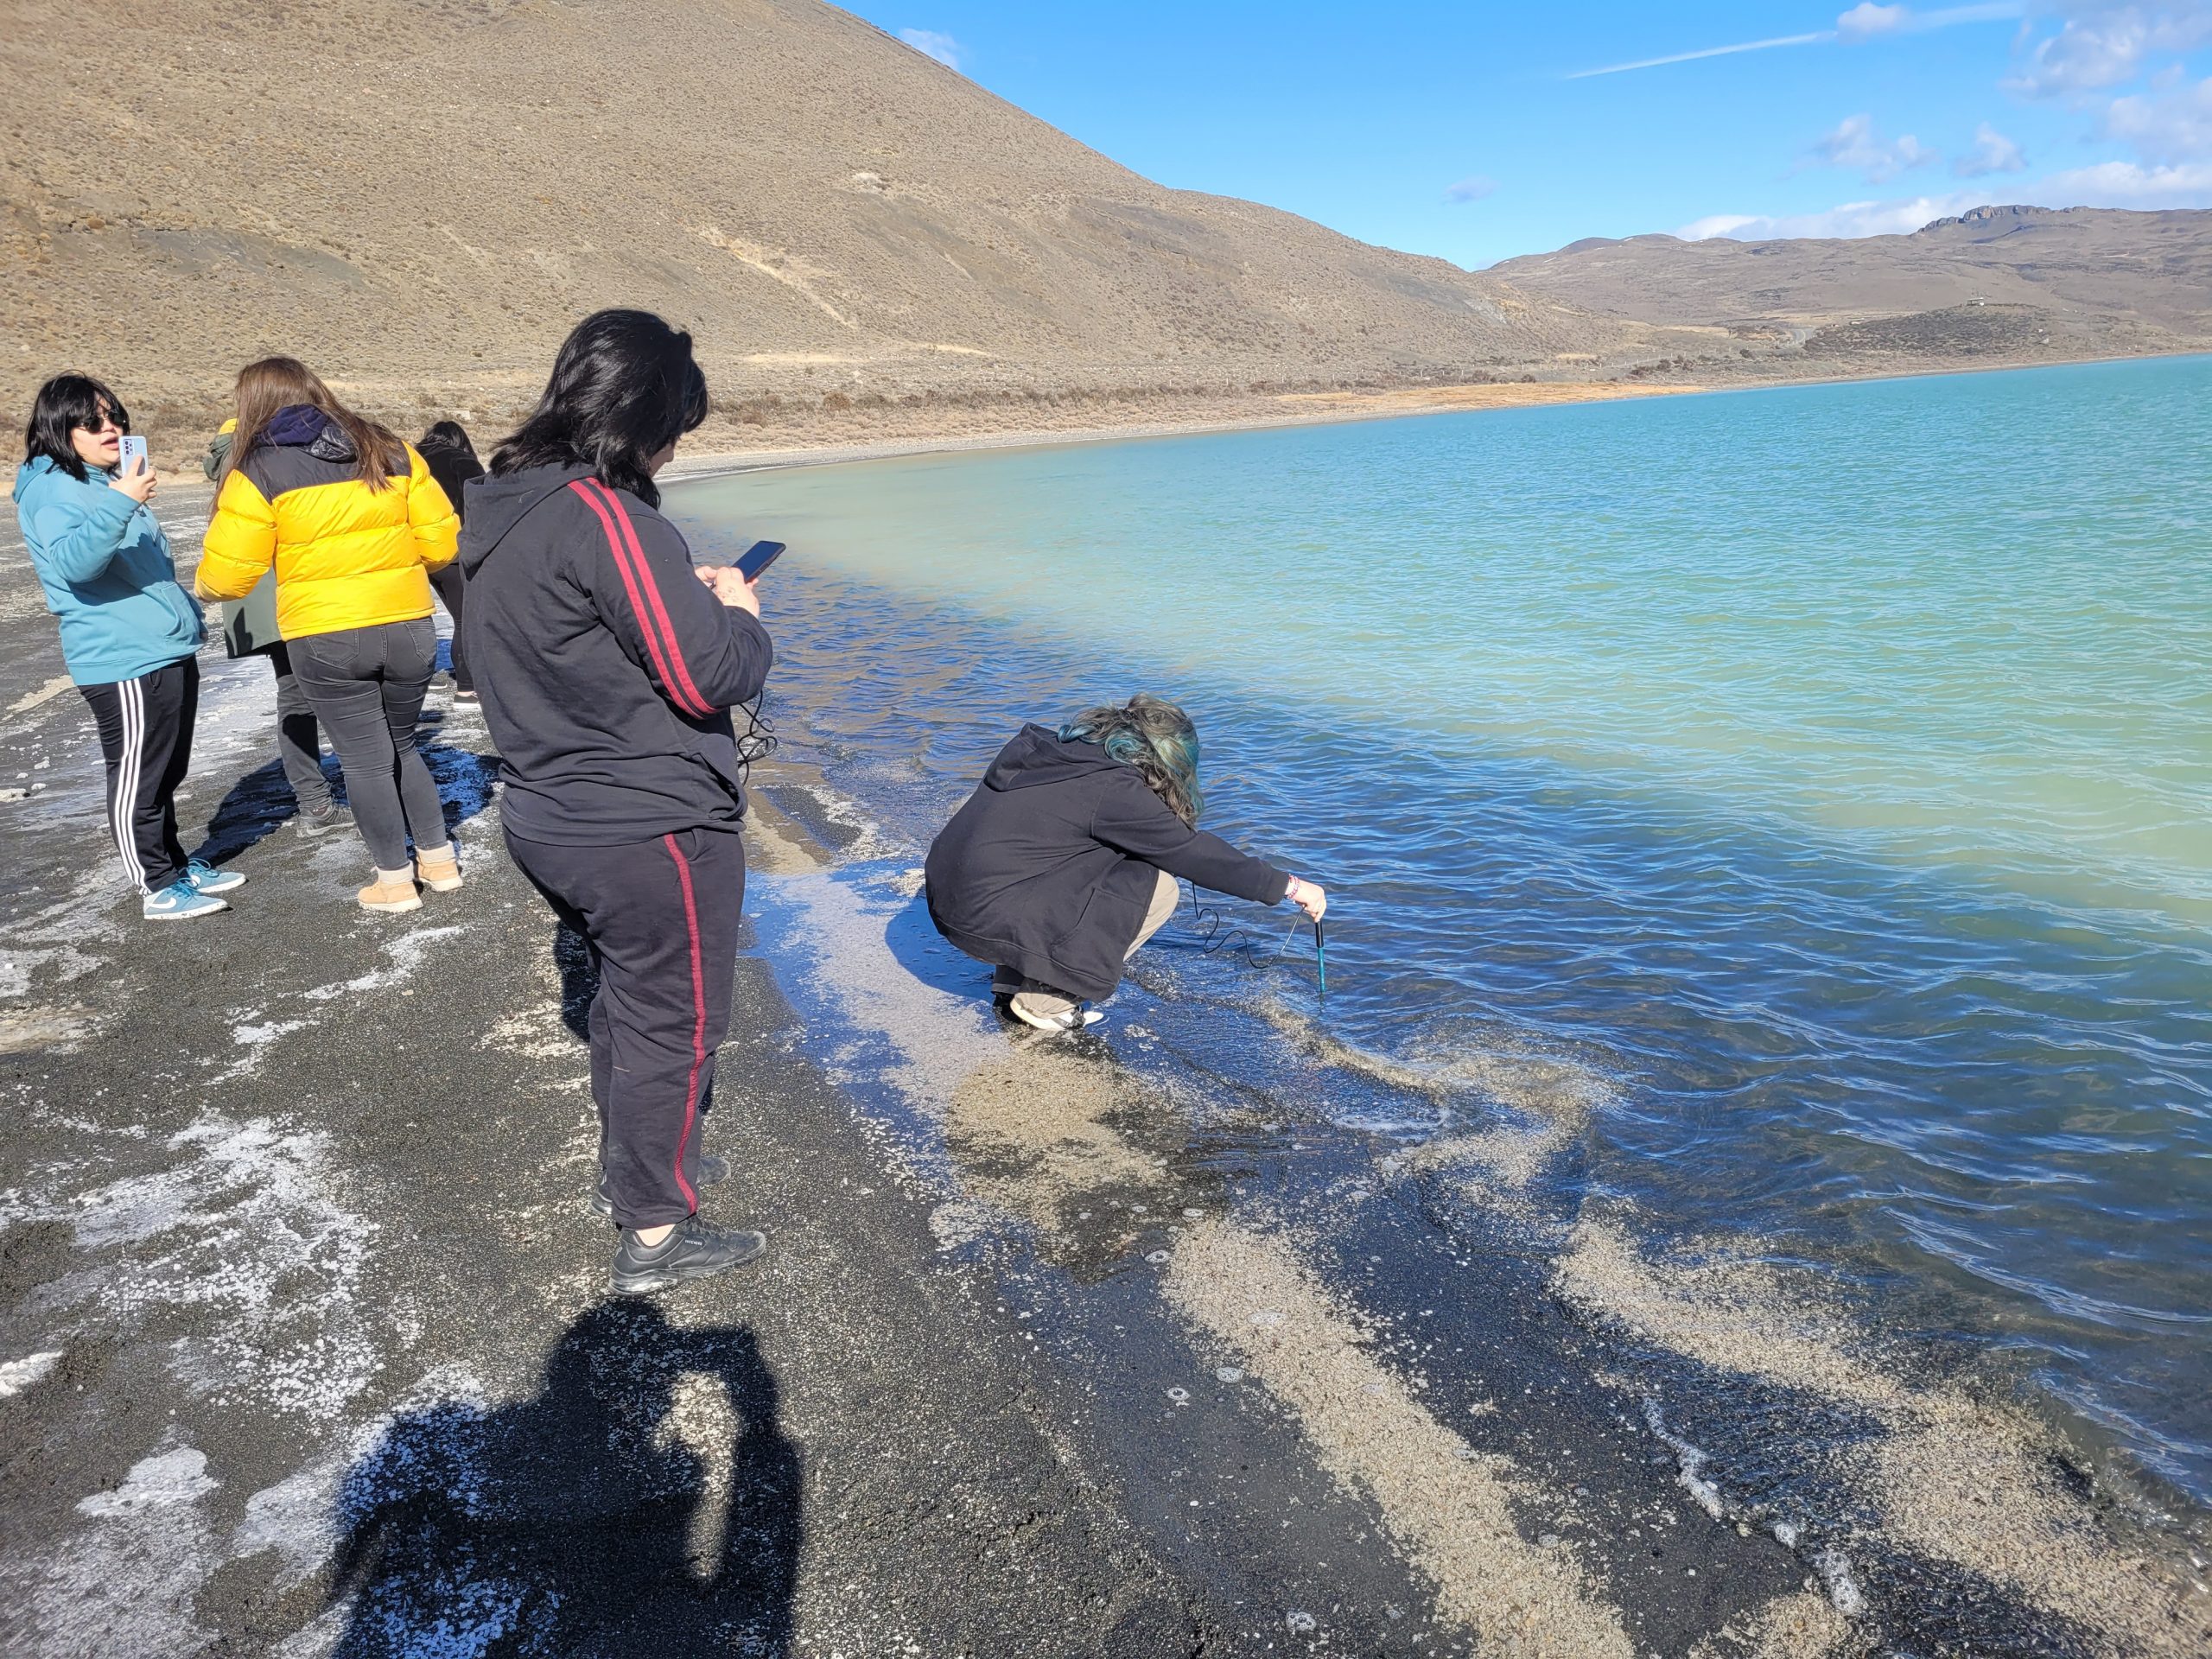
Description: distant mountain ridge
xmin=1491 ymin=207 xmax=2212 ymax=351
xmin=4 ymin=2 xmax=2208 ymax=449
xmin=1918 ymin=203 xmax=2072 ymax=232
xmin=2 ymin=0 xmax=1714 ymax=445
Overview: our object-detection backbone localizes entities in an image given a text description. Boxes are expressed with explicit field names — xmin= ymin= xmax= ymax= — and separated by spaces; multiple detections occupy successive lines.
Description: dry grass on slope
xmin=3 ymin=0 xmax=1696 ymax=448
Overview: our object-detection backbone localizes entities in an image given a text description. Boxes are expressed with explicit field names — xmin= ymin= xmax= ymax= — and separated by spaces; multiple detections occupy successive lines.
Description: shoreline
xmin=660 ymin=345 xmax=2209 ymax=480
xmin=662 ymin=379 xmax=1701 ymax=482
xmin=112 ymin=348 xmax=2211 ymax=496
xmin=2 ymin=467 xmax=2209 ymax=1653
xmin=0 ymin=628 xmax=1859 ymax=1656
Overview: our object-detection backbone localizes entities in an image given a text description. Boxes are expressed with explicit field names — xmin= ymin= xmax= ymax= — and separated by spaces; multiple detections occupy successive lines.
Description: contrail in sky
xmin=1567 ymin=30 xmax=1831 ymax=79
xmin=1567 ymin=3 xmax=2019 ymax=79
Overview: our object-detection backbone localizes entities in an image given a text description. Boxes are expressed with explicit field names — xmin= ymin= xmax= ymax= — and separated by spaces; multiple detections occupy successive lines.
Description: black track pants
xmin=505 ymin=824 xmax=746 ymax=1230
xmin=79 ymin=655 xmax=200 ymax=894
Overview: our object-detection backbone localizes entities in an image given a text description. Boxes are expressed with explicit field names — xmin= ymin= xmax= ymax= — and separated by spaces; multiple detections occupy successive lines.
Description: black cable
xmin=1179 ymin=880 xmax=1318 ymax=975
xmin=731 ymin=690 xmax=779 ymax=785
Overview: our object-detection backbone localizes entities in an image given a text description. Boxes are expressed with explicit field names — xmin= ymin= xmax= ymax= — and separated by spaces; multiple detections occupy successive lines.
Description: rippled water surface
xmin=675 ymin=357 xmax=2212 ymax=1506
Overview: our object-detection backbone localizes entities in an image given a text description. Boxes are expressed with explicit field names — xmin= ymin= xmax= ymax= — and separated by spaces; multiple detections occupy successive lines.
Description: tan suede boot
xmin=415 ymin=843 xmax=463 ymax=893
xmin=359 ymin=868 xmax=422 ymax=913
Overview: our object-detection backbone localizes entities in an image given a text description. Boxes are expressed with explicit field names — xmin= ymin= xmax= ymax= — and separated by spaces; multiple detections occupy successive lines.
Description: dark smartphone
xmin=736 ymin=540 xmax=785 ymax=582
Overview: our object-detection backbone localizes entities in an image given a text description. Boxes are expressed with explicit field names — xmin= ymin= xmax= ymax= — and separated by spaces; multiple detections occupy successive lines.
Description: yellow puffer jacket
xmin=197 ymin=406 xmax=459 ymax=640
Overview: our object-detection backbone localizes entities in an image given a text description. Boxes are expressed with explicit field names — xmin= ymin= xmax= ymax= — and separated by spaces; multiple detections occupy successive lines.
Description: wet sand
xmin=1 ymin=490 xmax=2206 ymax=1656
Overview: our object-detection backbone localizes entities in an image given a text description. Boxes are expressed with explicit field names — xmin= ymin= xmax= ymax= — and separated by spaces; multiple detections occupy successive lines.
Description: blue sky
xmin=845 ymin=3 xmax=2212 ymax=266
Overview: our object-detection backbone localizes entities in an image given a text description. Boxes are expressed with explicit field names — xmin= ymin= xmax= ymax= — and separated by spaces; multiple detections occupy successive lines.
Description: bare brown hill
xmin=6 ymin=7 xmax=2208 ymax=455
xmin=1491 ymin=205 xmax=2212 ymax=365
xmin=1 ymin=0 xmax=1726 ymax=450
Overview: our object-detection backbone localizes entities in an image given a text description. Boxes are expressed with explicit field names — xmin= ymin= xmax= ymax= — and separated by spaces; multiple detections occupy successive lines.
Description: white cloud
xmin=1568 ymin=3 xmax=2018 ymax=77
xmin=2036 ymin=155 xmax=2212 ymax=197
xmin=1812 ymin=112 xmax=1942 ymax=180
xmin=1897 ymin=1 xmax=2028 ymax=22
xmin=2008 ymin=3 xmax=2212 ymax=99
xmin=1445 ymin=175 xmax=1499 ymax=203
xmin=1675 ymin=213 xmax=1767 ymax=238
xmin=2101 ymin=72 xmax=2212 ymax=160
xmin=1955 ymin=120 xmax=2031 ymax=172
xmin=1838 ymin=3 xmax=1914 ymax=39
xmin=1678 ymin=192 xmax=1989 ymax=239
xmin=899 ymin=28 xmax=964 ymax=70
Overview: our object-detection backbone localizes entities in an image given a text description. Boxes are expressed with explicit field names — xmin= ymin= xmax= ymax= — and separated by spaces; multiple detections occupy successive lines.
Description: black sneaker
xmin=588 ymin=1153 xmax=729 ymax=1218
xmin=611 ymin=1216 xmax=766 ymax=1293
xmin=296 ymin=802 xmax=353 ymax=837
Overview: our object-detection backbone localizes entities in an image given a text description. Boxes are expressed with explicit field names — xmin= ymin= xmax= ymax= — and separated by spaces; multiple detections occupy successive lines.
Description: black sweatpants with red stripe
xmin=505 ymin=823 xmax=746 ymax=1230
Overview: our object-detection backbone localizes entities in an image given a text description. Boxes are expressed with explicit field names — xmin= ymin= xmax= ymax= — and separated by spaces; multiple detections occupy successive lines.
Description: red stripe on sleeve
xmin=589 ymin=480 xmax=715 ymax=718
xmin=569 ymin=480 xmax=687 ymax=711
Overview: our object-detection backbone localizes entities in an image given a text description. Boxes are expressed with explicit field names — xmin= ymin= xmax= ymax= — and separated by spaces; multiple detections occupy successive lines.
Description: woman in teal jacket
xmin=14 ymin=374 xmax=239 ymax=920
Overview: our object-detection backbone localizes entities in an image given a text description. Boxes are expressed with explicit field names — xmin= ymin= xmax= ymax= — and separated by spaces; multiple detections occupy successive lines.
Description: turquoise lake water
xmin=675 ymin=356 xmax=2212 ymax=1509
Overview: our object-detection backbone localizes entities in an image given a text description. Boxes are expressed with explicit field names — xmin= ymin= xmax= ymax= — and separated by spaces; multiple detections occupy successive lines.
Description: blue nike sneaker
xmin=143 ymin=876 xmax=228 ymax=921
xmin=185 ymin=858 xmax=247 ymax=895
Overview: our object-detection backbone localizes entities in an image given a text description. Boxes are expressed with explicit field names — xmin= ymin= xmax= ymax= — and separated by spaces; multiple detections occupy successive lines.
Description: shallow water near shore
xmin=672 ymin=356 xmax=2212 ymax=1528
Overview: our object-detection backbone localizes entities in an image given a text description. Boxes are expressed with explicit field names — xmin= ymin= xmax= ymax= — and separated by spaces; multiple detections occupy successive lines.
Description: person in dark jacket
xmin=926 ymin=695 xmax=1327 ymax=1032
xmin=461 ymin=309 xmax=773 ymax=1294
xmin=416 ymin=421 xmax=484 ymax=701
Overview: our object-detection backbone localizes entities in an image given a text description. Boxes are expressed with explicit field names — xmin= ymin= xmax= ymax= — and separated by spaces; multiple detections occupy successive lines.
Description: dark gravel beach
xmin=1 ymin=480 xmax=2204 ymax=1658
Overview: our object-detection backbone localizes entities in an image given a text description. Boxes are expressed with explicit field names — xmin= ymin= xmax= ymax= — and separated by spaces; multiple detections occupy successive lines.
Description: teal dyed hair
xmin=1059 ymin=694 xmax=1205 ymax=825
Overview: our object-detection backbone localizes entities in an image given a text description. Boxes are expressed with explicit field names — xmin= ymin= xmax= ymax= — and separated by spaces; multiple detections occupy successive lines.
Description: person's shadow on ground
xmin=881 ymin=885 xmax=995 ymax=1001
xmin=193 ymin=756 xmax=334 ymax=865
xmin=326 ymin=1300 xmax=801 ymax=1657
xmin=192 ymin=728 xmax=500 ymax=868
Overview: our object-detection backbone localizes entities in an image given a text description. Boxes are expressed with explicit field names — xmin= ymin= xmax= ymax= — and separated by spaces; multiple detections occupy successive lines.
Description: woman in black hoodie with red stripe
xmin=459 ymin=310 xmax=772 ymax=1294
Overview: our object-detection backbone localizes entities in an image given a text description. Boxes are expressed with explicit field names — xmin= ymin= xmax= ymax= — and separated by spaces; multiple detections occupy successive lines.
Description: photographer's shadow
xmin=327 ymin=1300 xmax=801 ymax=1656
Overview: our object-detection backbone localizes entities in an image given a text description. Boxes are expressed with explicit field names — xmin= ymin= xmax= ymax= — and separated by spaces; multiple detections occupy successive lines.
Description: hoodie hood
xmin=13 ymin=453 xmax=75 ymax=505
xmin=14 ymin=454 xmax=128 ymax=519
xmin=457 ymin=463 xmax=594 ymax=578
xmin=982 ymin=725 xmax=1125 ymax=791
xmin=264 ymin=404 xmax=358 ymax=464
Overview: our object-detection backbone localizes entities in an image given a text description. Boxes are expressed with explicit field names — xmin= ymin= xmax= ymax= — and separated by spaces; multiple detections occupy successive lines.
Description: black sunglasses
xmin=73 ymin=408 xmax=129 ymax=435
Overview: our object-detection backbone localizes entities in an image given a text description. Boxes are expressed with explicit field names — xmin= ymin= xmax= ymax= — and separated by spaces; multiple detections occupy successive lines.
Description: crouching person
xmin=925 ymin=695 xmax=1326 ymax=1032
xmin=16 ymin=375 xmax=238 ymax=919
xmin=462 ymin=310 xmax=773 ymax=1294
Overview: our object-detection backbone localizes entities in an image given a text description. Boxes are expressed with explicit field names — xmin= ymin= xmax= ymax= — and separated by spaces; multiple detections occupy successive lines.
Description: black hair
xmin=418 ymin=419 xmax=478 ymax=462
xmin=490 ymin=310 xmax=708 ymax=507
xmin=22 ymin=373 xmax=130 ymax=483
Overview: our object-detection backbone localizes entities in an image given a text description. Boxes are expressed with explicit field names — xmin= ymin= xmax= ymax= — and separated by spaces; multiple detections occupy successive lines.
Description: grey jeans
xmin=996 ymin=868 xmax=1181 ymax=1018
xmin=289 ymin=619 xmax=448 ymax=872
